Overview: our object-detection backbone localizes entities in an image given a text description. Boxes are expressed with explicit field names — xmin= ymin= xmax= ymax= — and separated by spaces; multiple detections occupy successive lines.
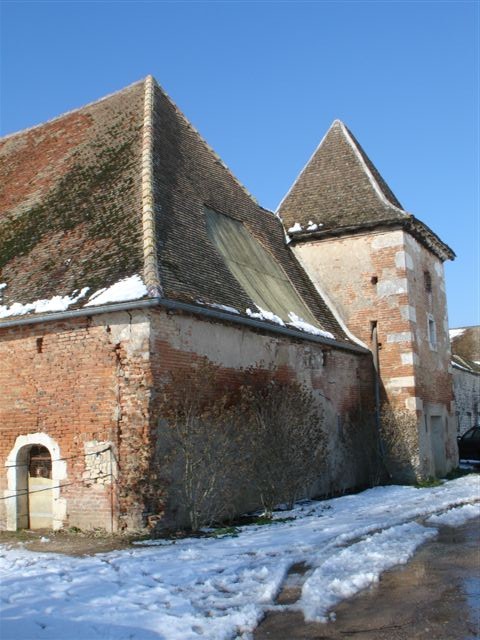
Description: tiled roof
xmin=149 ymin=83 xmax=345 ymax=339
xmin=0 ymin=78 xmax=349 ymax=344
xmin=0 ymin=80 xmax=145 ymax=310
xmin=450 ymin=326 xmax=480 ymax=367
xmin=452 ymin=354 xmax=480 ymax=375
xmin=277 ymin=120 xmax=454 ymax=261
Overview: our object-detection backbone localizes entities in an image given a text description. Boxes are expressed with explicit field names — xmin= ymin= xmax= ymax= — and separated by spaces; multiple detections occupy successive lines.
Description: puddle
xmin=255 ymin=517 xmax=480 ymax=639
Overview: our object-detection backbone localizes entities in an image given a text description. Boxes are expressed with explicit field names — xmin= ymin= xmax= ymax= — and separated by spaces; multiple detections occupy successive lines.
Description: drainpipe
xmin=371 ymin=322 xmax=385 ymax=458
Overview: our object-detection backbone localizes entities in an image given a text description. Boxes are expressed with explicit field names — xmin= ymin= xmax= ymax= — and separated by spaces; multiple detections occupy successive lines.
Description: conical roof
xmin=278 ymin=120 xmax=407 ymax=231
xmin=277 ymin=120 xmax=454 ymax=261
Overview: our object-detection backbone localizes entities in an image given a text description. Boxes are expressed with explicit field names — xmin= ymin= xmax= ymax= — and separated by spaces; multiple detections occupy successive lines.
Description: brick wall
xmin=0 ymin=311 xmax=151 ymax=531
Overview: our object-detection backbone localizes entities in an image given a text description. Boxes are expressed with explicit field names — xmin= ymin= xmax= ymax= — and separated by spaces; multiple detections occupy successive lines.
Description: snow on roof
xmin=84 ymin=275 xmax=148 ymax=307
xmin=277 ymin=120 xmax=454 ymax=261
xmin=0 ymin=276 xmax=149 ymax=319
xmin=0 ymin=288 xmax=89 ymax=319
xmin=449 ymin=328 xmax=466 ymax=339
xmin=0 ymin=80 xmax=355 ymax=345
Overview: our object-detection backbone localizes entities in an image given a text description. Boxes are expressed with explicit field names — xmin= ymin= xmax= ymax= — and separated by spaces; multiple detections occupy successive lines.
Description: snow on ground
xmin=426 ymin=502 xmax=480 ymax=527
xmin=300 ymin=521 xmax=437 ymax=622
xmin=1 ymin=475 xmax=479 ymax=640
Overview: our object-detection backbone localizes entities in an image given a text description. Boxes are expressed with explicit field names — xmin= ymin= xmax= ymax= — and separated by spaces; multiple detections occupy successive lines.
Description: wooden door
xmin=28 ymin=446 xmax=53 ymax=529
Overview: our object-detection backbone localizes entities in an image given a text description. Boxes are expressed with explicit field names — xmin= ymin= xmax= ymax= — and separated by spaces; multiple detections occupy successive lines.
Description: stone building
xmin=0 ymin=77 xmax=458 ymax=532
xmin=278 ymin=120 xmax=458 ymax=479
xmin=449 ymin=327 xmax=480 ymax=435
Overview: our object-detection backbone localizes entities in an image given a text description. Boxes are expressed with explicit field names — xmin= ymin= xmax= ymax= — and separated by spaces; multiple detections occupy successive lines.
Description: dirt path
xmin=0 ymin=529 xmax=133 ymax=555
xmin=255 ymin=518 xmax=480 ymax=640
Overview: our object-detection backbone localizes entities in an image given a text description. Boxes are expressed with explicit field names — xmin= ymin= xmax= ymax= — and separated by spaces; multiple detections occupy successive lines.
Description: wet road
xmin=255 ymin=517 xmax=480 ymax=640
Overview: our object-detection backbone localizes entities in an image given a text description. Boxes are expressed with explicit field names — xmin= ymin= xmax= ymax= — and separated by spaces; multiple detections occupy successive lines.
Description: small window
xmin=428 ymin=315 xmax=437 ymax=350
xmin=424 ymin=270 xmax=432 ymax=293
xmin=28 ymin=445 xmax=52 ymax=479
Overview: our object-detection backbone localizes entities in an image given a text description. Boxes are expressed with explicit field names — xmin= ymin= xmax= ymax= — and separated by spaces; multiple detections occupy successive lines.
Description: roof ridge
xmin=0 ymin=77 xmax=146 ymax=142
xmin=275 ymin=120 xmax=337 ymax=215
xmin=450 ymin=325 xmax=479 ymax=331
xmin=337 ymin=121 xmax=406 ymax=215
xmin=141 ymin=75 xmax=162 ymax=297
xmin=276 ymin=119 xmax=406 ymax=217
xmin=150 ymin=77 xmax=271 ymax=215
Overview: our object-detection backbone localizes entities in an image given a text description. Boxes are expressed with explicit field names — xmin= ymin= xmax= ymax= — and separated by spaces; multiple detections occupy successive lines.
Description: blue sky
xmin=1 ymin=1 xmax=478 ymax=327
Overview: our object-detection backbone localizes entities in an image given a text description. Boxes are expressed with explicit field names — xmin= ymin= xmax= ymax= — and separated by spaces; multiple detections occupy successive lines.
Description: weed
xmin=209 ymin=526 xmax=240 ymax=538
xmin=68 ymin=526 xmax=82 ymax=534
xmin=445 ymin=467 xmax=474 ymax=480
xmin=414 ymin=476 xmax=442 ymax=488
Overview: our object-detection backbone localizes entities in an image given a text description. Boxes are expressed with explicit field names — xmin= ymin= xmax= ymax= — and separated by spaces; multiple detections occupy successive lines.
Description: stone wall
xmin=148 ymin=308 xmax=376 ymax=527
xmin=291 ymin=229 xmax=457 ymax=478
xmin=452 ymin=366 xmax=480 ymax=435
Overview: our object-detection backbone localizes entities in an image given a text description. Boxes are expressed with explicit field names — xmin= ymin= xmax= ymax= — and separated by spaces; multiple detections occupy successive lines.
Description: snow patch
xmin=245 ymin=308 xmax=335 ymax=339
xmin=306 ymin=221 xmax=323 ymax=232
xmin=287 ymin=222 xmax=303 ymax=233
xmin=300 ymin=522 xmax=437 ymax=622
xmin=0 ymin=288 xmax=89 ymax=319
xmin=246 ymin=307 xmax=285 ymax=326
xmin=204 ymin=302 xmax=240 ymax=315
xmin=0 ymin=476 xmax=478 ymax=639
xmin=287 ymin=312 xmax=334 ymax=339
xmin=85 ymin=275 xmax=148 ymax=307
xmin=449 ymin=328 xmax=466 ymax=339
xmin=426 ymin=503 xmax=480 ymax=526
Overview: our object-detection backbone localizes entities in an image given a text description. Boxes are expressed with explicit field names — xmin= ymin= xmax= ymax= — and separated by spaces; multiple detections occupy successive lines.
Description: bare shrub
xmin=158 ymin=361 xmax=250 ymax=532
xmin=380 ymin=405 xmax=420 ymax=479
xmin=157 ymin=362 xmax=327 ymax=530
xmin=242 ymin=376 xmax=327 ymax=515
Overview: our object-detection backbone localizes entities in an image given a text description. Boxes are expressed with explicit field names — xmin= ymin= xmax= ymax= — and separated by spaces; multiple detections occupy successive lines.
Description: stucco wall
xmin=148 ymin=308 xmax=376 ymax=526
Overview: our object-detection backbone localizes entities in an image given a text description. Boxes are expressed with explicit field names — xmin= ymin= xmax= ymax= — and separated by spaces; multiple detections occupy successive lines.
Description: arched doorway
xmin=14 ymin=444 xmax=53 ymax=529
xmin=5 ymin=433 xmax=66 ymax=531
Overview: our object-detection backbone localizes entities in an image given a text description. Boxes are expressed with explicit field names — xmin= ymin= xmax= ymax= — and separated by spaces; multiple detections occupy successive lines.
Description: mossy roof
xmin=0 ymin=81 xmax=145 ymax=311
xmin=0 ymin=78 xmax=350 ymax=344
